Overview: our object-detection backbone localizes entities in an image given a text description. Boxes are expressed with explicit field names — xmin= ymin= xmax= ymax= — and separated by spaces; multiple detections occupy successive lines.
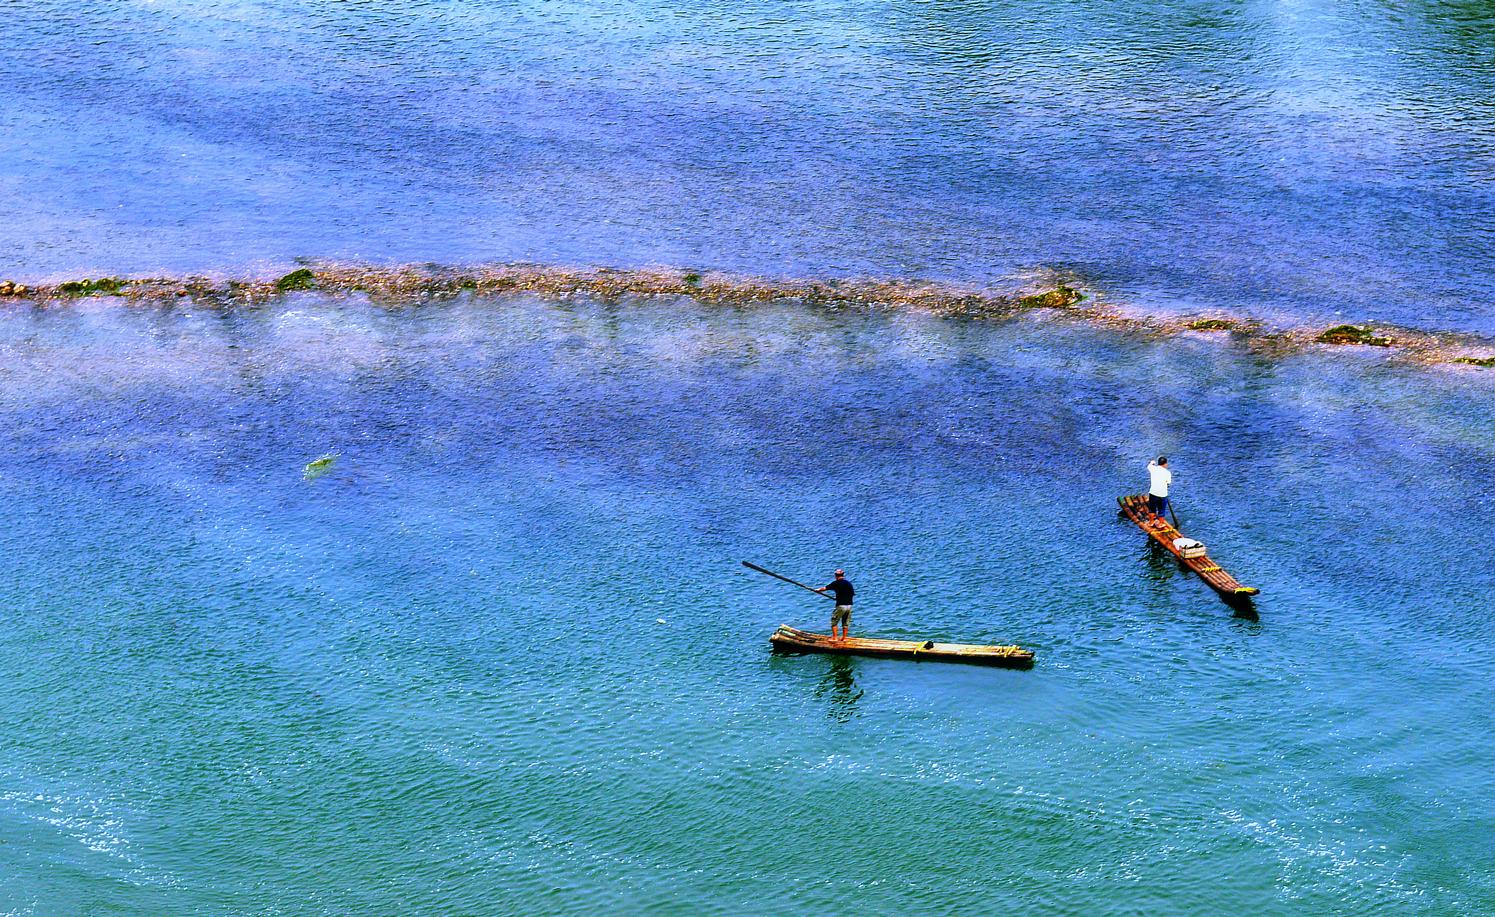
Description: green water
xmin=0 ymin=294 xmax=1490 ymax=913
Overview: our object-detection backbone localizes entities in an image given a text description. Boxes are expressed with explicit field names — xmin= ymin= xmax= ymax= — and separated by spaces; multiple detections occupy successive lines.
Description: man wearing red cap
xmin=817 ymin=569 xmax=855 ymax=641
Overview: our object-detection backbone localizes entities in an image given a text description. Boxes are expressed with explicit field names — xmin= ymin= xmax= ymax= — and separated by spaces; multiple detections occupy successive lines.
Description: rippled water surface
xmin=4 ymin=0 xmax=1495 ymax=911
xmin=0 ymin=293 xmax=1492 ymax=913
xmin=3 ymin=1 xmax=1493 ymax=331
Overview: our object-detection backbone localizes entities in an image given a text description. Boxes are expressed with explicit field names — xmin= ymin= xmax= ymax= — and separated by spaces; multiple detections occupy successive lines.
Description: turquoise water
xmin=0 ymin=294 xmax=1492 ymax=912
xmin=4 ymin=0 xmax=1495 ymax=912
xmin=3 ymin=0 xmax=1493 ymax=332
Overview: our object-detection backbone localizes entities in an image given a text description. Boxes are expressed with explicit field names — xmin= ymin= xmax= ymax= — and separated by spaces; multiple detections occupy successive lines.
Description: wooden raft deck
xmin=1117 ymin=494 xmax=1259 ymax=597
xmin=770 ymin=624 xmax=1035 ymax=669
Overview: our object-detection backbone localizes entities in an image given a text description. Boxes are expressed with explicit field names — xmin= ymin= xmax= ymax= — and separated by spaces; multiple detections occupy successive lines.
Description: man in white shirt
xmin=1147 ymin=456 xmax=1172 ymax=523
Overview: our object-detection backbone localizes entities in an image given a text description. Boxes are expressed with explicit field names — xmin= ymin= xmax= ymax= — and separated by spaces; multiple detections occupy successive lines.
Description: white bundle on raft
xmin=1172 ymin=537 xmax=1207 ymax=558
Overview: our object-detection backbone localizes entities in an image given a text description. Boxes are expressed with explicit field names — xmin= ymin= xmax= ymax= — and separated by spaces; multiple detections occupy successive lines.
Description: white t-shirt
xmin=1148 ymin=462 xmax=1172 ymax=497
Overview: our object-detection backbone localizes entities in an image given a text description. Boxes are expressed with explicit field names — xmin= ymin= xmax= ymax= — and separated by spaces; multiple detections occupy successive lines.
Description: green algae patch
xmin=303 ymin=453 xmax=338 ymax=481
xmin=1316 ymin=324 xmax=1391 ymax=347
xmin=1188 ymin=318 xmax=1236 ymax=331
xmin=682 ymin=272 xmax=702 ymax=287
xmin=275 ymin=268 xmax=317 ymax=292
xmin=1454 ymin=356 xmax=1495 ymax=368
xmin=57 ymin=277 xmax=127 ymax=296
xmin=1018 ymin=286 xmax=1082 ymax=309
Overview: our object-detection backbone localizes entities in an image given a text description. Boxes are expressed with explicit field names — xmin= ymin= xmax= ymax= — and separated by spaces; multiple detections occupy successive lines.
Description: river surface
xmin=2 ymin=0 xmax=1493 ymax=333
xmin=0 ymin=293 xmax=1491 ymax=913
xmin=3 ymin=1 xmax=1495 ymax=914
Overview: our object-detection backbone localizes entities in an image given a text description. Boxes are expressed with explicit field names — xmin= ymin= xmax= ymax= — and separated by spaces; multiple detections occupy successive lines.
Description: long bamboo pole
xmin=741 ymin=561 xmax=836 ymax=600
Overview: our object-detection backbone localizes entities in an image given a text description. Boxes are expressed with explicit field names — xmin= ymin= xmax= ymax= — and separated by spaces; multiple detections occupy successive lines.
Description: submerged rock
xmin=275 ymin=268 xmax=317 ymax=292
xmin=1316 ymin=324 xmax=1391 ymax=347
xmin=57 ymin=277 xmax=127 ymax=296
xmin=7 ymin=260 xmax=1491 ymax=374
xmin=1018 ymin=286 xmax=1082 ymax=309
xmin=303 ymin=453 xmax=338 ymax=480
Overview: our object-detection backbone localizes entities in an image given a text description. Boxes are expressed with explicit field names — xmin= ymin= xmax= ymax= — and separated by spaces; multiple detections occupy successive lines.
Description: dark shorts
xmin=831 ymin=605 xmax=852 ymax=628
xmin=1148 ymin=494 xmax=1170 ymax=517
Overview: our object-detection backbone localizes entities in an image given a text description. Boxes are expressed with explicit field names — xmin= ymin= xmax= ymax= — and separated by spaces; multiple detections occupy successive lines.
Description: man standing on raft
xmin=817 ymin=569 xmax=855 ymax=641
xmin=1148 ymin=456 xmax=1172 ymax=525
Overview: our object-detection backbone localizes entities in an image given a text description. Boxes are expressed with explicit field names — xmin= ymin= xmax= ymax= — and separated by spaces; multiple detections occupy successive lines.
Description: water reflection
xmin=1141 ymin=540 xmax=1180 ymax=585
xmin=813 ymin=655 xmax=864 ymax=722
xmin=1227 ymin=596 xmax=1260 ymax=622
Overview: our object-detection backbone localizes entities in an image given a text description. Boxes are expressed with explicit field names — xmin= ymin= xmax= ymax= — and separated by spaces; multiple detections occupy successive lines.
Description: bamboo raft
xmin=770 ymin=624 xmax=1035 ymax=669
xmin=1117 ymin=494 xmax=1259 ymax=597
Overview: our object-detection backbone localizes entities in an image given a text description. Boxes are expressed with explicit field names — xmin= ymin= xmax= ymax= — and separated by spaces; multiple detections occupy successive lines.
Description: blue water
xmin=4 ymin=1 xmax=1495 ymax=912
xmin=0 ymin=294 xmax=1492 ymax=912
xmin=3 ymin=1 xmax=1493 ymax=332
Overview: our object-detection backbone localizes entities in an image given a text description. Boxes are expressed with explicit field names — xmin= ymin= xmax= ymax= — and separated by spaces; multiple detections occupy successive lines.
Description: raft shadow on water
xmin=1142 ymin=541 xmax=1259 ymax=621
